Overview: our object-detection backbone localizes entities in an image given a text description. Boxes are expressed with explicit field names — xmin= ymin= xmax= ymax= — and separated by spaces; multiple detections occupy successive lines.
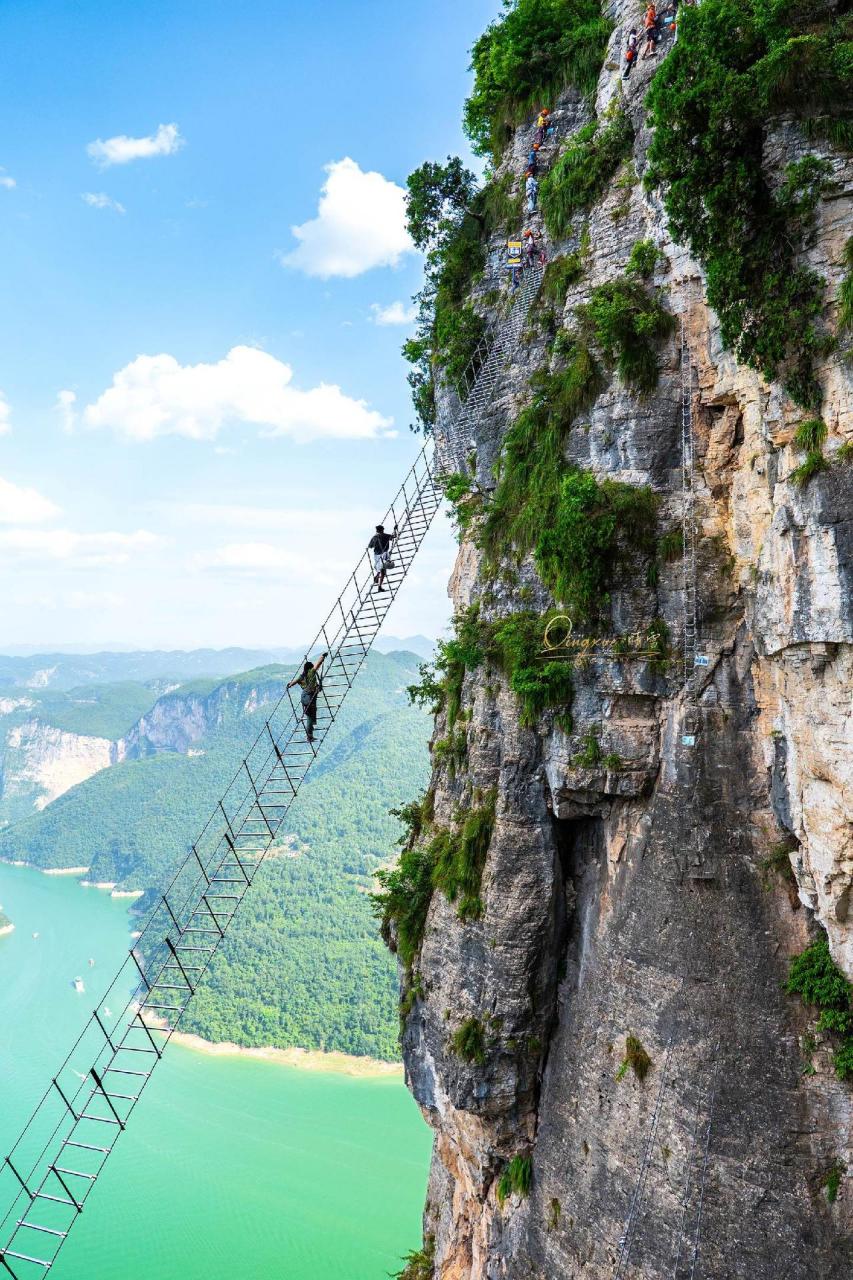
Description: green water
xmin=0 ymin=863 xmax=430 ymax=1279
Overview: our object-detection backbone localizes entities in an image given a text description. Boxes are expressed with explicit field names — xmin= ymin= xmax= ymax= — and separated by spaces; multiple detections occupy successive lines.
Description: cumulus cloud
xmin=280 ymin=158 xmax=414 ymax=279
xmin=87 ymin=123 xmax=183 ymax=168
xmin=56 ymin=390 xmax=77 ymax=434
xmin=0 ymin=169 xmax=15 ymax=190
xmin=0 ymin=393 xmax=11 ymax=436
xmin=82 ymin=344 xmax=393 ymax=443
xmin=0 ymin=476 xmax=61 ymax=524
xmin=371 ymin=300 xmax=417 ymax=326
xmin=82 ymin=192 xmax=126 ymax=214
xmin=0 ymin=527 xmax=161 ymax=565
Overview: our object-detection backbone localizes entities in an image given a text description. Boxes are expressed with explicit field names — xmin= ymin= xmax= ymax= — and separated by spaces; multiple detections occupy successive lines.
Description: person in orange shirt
xmin=642 ymin=3 xmax=659 ymax=57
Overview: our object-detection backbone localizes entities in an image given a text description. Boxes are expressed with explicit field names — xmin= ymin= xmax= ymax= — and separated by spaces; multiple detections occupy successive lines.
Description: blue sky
xmin=0 ymin=0 xmax=498 ymax=650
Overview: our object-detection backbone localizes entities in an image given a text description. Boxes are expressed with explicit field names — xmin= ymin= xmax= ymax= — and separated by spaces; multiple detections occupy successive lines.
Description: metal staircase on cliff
xmin=0 ymin=247 xmax=546 ymax=1277
xmin=436 ymin=260 xmax=544 ymax=476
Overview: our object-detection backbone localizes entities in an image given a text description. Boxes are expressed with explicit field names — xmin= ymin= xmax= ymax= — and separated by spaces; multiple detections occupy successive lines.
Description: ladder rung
xmin=142 ymin=1004 xmax=182 ymax=1012
xmin=2 ymin=1251 xmax=51 ymax=1267
xmin=104 ymin=1068 xmax=150 ymax=1078
xmin=16 ymin=1222 xmax=67 ymax=1239
xmin=53 ymin=1168 xmax=96 ymax=1181
xmin=80 ymin=1114 xmax=121 ymax=1125
xmin=33 ymin=1193 xmax=76 ymax=1208
xmin=65 ymin=1141 xmax=109 ymax=1153
xmin=101 ymin=1090 xmax=138 ymax=1103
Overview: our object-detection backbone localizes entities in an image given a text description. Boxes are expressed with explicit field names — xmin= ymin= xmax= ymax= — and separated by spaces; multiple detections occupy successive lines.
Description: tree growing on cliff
xmin=405 ymin=157 xmax=482 ymax=255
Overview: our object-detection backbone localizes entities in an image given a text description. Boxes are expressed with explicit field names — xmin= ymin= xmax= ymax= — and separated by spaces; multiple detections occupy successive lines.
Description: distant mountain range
xmin=0 ymin=637 xmax=436 ymax=693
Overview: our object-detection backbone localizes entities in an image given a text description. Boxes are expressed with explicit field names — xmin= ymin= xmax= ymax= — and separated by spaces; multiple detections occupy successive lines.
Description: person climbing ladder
xmin=287 ymin=652 xmax=327 ymax=744
xmin=368 ymin=522 xmax=397 ymax=592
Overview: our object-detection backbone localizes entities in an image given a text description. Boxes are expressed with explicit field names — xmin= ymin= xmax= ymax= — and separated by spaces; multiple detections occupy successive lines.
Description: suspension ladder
xmin=0 ymin=446 xmax=443 ymax=1278
xmin=437 ymin=261 xmax=544 ymax=476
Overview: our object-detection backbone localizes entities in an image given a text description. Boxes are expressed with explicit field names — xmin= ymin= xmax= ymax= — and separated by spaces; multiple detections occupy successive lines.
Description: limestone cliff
xmin=389 ymin=2 xmax=853 ymax=1276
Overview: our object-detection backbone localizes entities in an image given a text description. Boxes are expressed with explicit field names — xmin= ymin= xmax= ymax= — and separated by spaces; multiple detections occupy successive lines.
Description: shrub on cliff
xmin=451 ymin=1017 xmax=489 ymax=1066
xmin=432 ymin=790 xmax=497 ymax=920
xmin=576 ymin=277 xmax=676 ymax=393
xmin=497 ymin=1154 xmax=532 ymax=1205
xmin=464 ymin=0 xmax=611 ymax=161
xmin=787 ymin=933 xmax=853 ymax=1080
xmin=394 ymin=1237 xmax=435 ymax=1280
xmin=645 ymin=0 xmax=851 ymax=407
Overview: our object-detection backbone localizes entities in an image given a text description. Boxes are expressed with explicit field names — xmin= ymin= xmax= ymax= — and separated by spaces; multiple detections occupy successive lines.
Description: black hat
xmin=376 ymin=524 xmax=385 ymax=532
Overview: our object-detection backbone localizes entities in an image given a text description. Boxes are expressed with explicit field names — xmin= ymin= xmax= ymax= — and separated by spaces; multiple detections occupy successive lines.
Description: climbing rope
xmin=670 ymin=1037 xmax=720 ymax=1278
xmin=0 ymin=446 xmax=444 ymax=1278
xmin=688 ymin=1043 xmax=721 ymax=1279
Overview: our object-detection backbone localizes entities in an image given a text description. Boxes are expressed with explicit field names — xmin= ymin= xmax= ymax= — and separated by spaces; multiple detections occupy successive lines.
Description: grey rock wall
xmin=403 ymin=12 xmax=853 ymax=1276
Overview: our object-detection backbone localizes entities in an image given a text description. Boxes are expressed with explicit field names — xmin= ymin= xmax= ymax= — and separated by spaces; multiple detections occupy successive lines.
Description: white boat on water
xmin=32 ymin=932 xmax=39 ymax=940
xmin=73 ymin=976 xmax=85 ymax=993
xmin=88 ymin=957 xmax=95 ymax=967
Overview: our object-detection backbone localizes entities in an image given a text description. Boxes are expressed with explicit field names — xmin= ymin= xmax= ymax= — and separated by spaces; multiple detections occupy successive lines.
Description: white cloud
xmin=280 ymin=158 xmax=414 ymax=279
xmin=179 ymin=502 xmax=375 ymax=534
xmin=82 ymin=192 xmax=126 ymax=214
xmin=82 ymin=344 xmax=393 ymax=443
xmin=0 ymin=169 xmax=15 ymax=190
xmin=66 ymin=591 xmax=126 ymax=611
xmin=87 ymin=123 xmax=183 ymax=168
xmin=192 ymin=541 xmax=344 ymax=585
xmin=0 ymin=393 xmax=11 ymax=436
xmin=56 ymin=390 xmax=77 ymax=434
xmin=0 ymin=527 xmax=161 ymax=565
xmin=0 ymin=476 xmax=61 ymax=524
xmin=371 ymin=300 xmax=417 ymax=327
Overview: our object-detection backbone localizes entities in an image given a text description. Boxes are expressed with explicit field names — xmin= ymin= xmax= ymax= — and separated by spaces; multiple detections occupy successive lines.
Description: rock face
xmin=400 ymin=11 xmax=853 ymax=1278
xmin=2 ymin=722 xmax=114 ymax=813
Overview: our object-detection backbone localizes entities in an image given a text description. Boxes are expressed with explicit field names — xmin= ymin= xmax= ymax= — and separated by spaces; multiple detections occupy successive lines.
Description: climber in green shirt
xmin=287 ymin=652 xmax=328 ymax=744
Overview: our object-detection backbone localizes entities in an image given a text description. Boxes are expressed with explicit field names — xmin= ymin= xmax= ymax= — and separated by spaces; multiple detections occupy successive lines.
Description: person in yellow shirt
xmin=534 ymin=107 xmax=550 ymax=145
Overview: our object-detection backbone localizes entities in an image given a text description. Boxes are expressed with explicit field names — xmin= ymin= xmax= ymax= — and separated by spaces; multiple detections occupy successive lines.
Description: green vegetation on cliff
xmin=646 ymin=0 xmax=852 ymax=408
xmin=373 ymin=789 xmax=497 ymax=973
xmin=787 ymin=932 xmax=853 ymax=1080
xmin=464 ymin=0 xmax=611 ymax=161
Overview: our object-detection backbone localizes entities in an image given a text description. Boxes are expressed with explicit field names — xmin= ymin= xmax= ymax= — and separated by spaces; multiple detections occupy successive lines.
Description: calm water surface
xmin=0 ymin=862 xmax=430 ymax=1279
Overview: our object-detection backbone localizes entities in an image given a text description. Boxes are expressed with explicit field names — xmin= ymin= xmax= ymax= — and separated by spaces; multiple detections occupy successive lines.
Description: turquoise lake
xmin=0 ymin=862 xmax=430 ymax=1279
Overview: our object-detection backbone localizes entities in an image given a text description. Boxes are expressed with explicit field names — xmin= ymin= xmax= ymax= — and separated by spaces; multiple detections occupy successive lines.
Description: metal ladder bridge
xmin=0 ymin=262 xmax=544 ymax=1277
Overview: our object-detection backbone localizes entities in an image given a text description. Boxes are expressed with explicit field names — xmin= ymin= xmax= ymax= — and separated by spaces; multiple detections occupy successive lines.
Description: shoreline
xmin=1 ymin=861 xmax=144 ymax=900
xmin=168 ymin=1029 xmax=403 ymax=1079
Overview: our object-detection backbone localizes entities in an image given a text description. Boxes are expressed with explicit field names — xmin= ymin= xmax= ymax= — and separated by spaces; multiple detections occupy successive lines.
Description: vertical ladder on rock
xmin=437 ymin=261 xmax=544 ymax=476
xmin=614 ymin=1034 xmax=678 ymax=1279
xmin=0 ymin=445 xmax=444 ymax=1278
xmin=680 ymin=306 xmax=699 ymax=694
xmin=670 ymin=1041 xmax=720 ymax=1279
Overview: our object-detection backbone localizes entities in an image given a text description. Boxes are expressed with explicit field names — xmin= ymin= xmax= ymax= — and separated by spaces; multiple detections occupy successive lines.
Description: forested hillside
xmin=0 ymin=651 xmax=430 ymax=1058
